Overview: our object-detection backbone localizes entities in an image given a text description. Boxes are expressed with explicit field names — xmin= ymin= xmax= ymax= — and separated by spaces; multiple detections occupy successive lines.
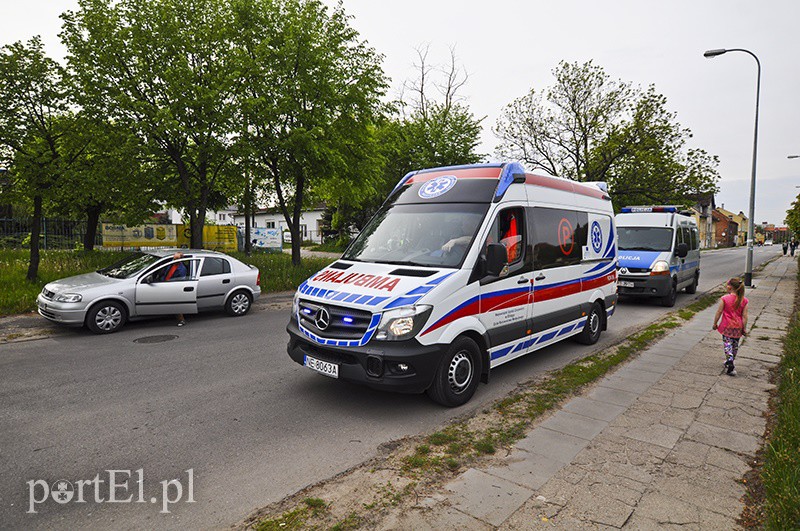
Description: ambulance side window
xmin=484 ymin=207 xmax=525 ymax=267
xmin=531 ymin=208 xmax=583 ymax=269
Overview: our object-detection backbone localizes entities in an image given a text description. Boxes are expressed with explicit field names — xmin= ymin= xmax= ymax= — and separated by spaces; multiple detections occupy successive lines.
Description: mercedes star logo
xmin=315 ymin=307 xmax=331 ymax=330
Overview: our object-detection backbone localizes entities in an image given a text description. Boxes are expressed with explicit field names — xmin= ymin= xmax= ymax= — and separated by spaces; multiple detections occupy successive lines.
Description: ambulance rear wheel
xmin=576 ymin=302 xmax=603 ymax=345
xmin=426 ymin=337 xmax=481 ymax=407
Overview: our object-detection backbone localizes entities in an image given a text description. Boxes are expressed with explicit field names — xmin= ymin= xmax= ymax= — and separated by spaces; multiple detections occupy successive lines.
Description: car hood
xmin=44 ymin=272 xmax=122 ymax=293
xmin=298 ymin=261 xmax=456 ymax=312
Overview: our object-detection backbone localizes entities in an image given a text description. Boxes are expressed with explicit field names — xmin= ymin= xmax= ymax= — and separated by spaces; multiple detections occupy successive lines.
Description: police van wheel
xmin=661 ymin=281 xmax=677 ymax=307
xmin=426 ymin=337 xmax=481 ymax=407
xmin=685 ymin=273 xmax=699 ymax=294
xmin=576 ymin=303 xmax=603 ymax=345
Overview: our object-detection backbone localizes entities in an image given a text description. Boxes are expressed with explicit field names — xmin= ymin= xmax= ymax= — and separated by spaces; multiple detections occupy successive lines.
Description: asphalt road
xmin=0 ymin=245 xmax=782 ymax=529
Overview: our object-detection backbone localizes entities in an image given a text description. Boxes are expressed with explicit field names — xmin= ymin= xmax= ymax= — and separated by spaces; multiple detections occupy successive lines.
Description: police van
xmin=286 ymin=163 xmax=618 ymax=406
xmin=615 ymin=206 xmax=700 ymax=307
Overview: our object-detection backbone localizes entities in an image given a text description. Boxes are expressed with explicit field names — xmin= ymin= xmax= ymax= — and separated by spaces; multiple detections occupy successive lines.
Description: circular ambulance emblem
xmin=418 ymin=175 xmax=457 ymax=199
xmin=591 ymin=221 xmax=603 ymax=253
xmin=315 ymin=307 xmax=330 ymax=330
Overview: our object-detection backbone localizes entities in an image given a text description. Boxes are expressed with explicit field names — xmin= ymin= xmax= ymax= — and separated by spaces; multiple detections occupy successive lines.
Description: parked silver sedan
xmin=37 ymin=249 xmax=261 ymax=333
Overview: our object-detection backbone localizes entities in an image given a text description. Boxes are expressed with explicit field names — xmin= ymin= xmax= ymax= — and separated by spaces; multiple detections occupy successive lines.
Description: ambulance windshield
xmin=343 ymin=203 xmax=488 ymax=268
xmin=618 ymin=227 xmax=674 ymax=252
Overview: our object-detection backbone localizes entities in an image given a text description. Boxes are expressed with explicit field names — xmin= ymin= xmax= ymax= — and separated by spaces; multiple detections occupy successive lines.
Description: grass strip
xmin=761 ymin=267 xmax=800 ymax=529
xmin=0 ymin=249 xmax=332 ymax=316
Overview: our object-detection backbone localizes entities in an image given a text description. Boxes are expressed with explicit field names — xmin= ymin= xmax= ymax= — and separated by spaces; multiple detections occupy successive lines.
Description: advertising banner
xmin=250 ymin=228 xmax=282 ymax=250
xmin=101 ymin=224 xmax=177 ymax=248
xmin=177 ymin=225 xmax=238 ymax=252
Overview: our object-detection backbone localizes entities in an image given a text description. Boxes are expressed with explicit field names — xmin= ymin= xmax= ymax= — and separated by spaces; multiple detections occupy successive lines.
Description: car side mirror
xmin=485 ymin=243 xmax=509 ymax=277
xmin=675 ymin=242 xmax=689 ymax=258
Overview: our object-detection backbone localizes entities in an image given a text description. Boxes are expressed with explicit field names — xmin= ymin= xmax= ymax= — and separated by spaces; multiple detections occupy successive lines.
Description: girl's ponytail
xmin=728 ymin=277 xmax=744 ymax=309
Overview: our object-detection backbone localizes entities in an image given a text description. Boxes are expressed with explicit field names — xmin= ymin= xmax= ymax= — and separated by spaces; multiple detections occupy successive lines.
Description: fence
xmin=0 ymin=218 xmax=102 ymax=250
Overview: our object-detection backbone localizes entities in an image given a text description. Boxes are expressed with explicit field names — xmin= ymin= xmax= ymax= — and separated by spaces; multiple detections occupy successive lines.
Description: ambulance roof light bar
xmin=620 ymin=206 xmax=679 ymax=213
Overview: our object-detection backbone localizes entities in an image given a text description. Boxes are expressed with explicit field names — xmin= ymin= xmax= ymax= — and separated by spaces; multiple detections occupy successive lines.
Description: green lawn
xmin=0 ymin=249 xmax=334 ymax=316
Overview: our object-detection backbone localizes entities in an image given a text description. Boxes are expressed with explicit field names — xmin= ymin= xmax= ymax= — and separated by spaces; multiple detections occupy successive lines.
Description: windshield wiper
xmin=377 ymin=259 xmax=429 ymax=267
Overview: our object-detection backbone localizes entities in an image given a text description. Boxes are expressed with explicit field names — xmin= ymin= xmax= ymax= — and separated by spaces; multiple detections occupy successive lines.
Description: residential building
xmin=233 ymin=207 xmax=326 ymax=243
xmin=712 ymin=208 xmax=738 ymax=247
xmin=716 ymin=205 xmax=748 ymax=246
xmin=689 ymin=192 xmax=715 ymax=248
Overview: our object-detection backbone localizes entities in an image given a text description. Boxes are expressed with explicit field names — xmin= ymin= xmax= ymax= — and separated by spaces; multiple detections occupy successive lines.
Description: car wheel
xmin=661 ymin=280 xmax=677 ymax=307
xmin=86 ymin=300 xmax=127 ymax=334
xmin=685 ymin=273 xmax=699 ymax=294
xmin=226 ymin=290 xmax=252 ymax=316
xmin=576 ymin=302 xmax=603 ymax=345
xmin=426 ymin=337 xmax=481 ymax=407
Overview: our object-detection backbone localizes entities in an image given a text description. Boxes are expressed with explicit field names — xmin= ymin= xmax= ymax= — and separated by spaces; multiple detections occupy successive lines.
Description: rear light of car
xmin=256 ymin=272 xmax=261 ymax=286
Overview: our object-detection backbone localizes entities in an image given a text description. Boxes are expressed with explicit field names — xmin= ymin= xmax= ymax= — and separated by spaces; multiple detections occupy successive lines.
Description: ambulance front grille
xmin=298 ymin=299 xmax=373 ymax=340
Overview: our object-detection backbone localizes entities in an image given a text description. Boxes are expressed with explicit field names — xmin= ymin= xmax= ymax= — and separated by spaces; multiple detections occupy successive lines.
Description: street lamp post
xmin=704 ymin=48 xmax=761 ymax=287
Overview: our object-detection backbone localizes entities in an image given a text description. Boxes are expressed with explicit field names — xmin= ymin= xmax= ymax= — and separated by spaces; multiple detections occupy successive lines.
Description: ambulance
xmin=286 ymin=163 xmax=618 ymax=406
xmin=615 ymin=206 xmax=701 ymax=307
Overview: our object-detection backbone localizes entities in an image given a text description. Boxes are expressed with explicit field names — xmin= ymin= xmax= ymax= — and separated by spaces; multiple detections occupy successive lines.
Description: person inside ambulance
xmin=441 ymin=217 xmax=475 ymax=254
xmin=499 ymin=211 xmax=521 ymax=262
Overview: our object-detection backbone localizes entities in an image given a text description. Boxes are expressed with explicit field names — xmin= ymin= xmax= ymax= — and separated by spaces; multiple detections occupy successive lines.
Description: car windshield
xmin=97 ymin=252 xmax=163 ymax=279
xmin=342 ymin=203 xmax=488 ymax=268
xmin=618 ymin=227 xmax=674 ymax=252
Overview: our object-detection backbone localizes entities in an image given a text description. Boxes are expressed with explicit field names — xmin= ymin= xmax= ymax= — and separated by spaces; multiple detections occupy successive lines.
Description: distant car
xmin=764 ymin=239 xmax=773 ymax=246
xmin=37 ymin=249 xmax=260 ymax=334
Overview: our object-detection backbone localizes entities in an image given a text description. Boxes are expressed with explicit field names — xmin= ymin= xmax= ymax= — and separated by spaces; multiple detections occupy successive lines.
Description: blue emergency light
xmin=620 ymin=206 xmax=679 ymax=213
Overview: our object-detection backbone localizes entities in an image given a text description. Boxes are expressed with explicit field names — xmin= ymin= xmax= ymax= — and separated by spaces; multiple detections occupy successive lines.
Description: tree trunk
xmin=84 ymin=205 xmax=102 ymax=251
xmin=244 ymin=179 xmax=252 ymax=256
xmin=190 ymin=211 xmax=205 ymax=249
xmin=26 ymin=195 xmax=42 ymax=282
xmin=291 ymin=225 xmax=301 ymax=266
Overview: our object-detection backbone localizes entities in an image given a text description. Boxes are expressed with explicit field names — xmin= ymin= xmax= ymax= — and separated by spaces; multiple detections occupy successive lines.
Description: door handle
xmin=535 ymin=274 xmax=546 ymax=281
xmin=183 ymin=287 xmax=194 ymax=292
xmin=222 ymin=279 xmax=231 ymax=284
xmin=517 ymin=277 xmax=529 ymax=285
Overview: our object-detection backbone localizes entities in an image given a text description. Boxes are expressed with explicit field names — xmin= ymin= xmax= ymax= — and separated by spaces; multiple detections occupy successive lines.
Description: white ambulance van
xmin=287 ymin=163 xmax=618 ymax=406
xmin=615 ymin=206 xmax=701 ymax=307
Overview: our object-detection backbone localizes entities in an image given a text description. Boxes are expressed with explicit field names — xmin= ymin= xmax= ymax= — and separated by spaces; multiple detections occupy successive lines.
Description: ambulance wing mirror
xmin=485 ymin=243 xmax=509 ymax=277
xmin=675 ymin=242 xmax=689 ymax=258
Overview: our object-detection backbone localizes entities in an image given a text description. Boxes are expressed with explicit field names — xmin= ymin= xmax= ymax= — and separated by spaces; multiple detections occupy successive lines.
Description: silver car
xmin=36 ymin=249 xmax=261 ymax=334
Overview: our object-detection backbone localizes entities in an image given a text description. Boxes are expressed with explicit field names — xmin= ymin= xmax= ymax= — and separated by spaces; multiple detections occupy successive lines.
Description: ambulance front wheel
xmin=426 ymin=337 xmax=481 ymax=407
xmin=576 ymin=302 xmax=603 ymax=345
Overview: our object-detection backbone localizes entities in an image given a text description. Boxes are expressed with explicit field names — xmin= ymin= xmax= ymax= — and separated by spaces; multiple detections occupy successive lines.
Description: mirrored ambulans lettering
xmin=311 ymin=269 xmax=400 ymax=291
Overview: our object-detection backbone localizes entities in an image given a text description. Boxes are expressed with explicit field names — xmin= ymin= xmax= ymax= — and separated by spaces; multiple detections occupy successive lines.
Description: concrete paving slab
xmin=597 ymin=375 xmax=654 ymax=394
xmin=611 ymin=366 xmax=665 ymax=383
xmin=684 ymin=421 xmax=762 ymax=454
xmin=515 ymin=427 xmax=590 ymax=462
xmin=562 ymin=396 xmax=627 ymax=422
xmin=621 ymin=423 xmax=683 ymax=449
xmin=484 ymin=451 xmax=568 ymax=490
xmin=537 ymin=410 xmax=610 ymax=441
xmin=445 ymin=468 xmax=534 ymax=527
xmin=586 ymin=385 xmax=640 ymax=407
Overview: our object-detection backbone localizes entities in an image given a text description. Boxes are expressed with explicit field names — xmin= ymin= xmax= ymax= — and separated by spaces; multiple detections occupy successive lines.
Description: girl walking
xmin=712 ymin=278 xmax=748 ymax=376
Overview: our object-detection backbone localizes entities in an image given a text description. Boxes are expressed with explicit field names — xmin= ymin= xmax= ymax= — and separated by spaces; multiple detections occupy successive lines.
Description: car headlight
xmin=375 ymin=305 xmax=433 ymax=341
xmin=55 ymin=293 xmax=83 ymax=303
xmin=292 ymin=292 xmax=299 ymax=316
xmin=650 ymin=260 xmax=670 ymax=276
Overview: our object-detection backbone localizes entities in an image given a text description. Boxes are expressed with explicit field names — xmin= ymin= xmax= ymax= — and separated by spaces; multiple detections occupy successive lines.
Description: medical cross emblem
xmin=418 ymin=175 xmax=457 ymax=199
xmin=591 ymin=221 xmax=603 ymax=253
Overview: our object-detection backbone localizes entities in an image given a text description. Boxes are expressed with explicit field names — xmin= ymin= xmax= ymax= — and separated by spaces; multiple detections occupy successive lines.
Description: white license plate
xmin=304 ymin=355 xmax=339 ymax=378
xmin=618 ymin=281 xmax=635 ymax=288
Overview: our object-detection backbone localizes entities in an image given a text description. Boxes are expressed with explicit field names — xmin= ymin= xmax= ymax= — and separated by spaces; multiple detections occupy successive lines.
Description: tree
xmin=234 ymin=0 xmax=388 ymax=265
xmin=51 ymin=117 xmax=162 ymax=249
xmin=0 ymin=37 xmax=73 ymax=280
xmin=787 ymin=194 xmax=800 ymax=236
xmin=62 ymin=0 xmax=242 ymax=248
xmin=494 ymin=61 xmax=718 ymax=208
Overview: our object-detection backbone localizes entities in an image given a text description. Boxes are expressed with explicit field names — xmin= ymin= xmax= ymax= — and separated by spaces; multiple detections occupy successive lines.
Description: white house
xmin=233 ymin=207 xmax=326 ymax=243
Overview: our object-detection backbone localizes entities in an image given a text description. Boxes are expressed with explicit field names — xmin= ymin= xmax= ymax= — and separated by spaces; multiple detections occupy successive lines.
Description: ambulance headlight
xmin=375 ymin=305 xmax=433 ymax=341
xmin=650 ymin=260 xmax=670 ymax=276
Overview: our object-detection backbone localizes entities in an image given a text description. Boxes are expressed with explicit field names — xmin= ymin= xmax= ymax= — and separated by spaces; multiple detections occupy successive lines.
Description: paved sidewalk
xmin=389 ymin=257 xmax=795 ymax=530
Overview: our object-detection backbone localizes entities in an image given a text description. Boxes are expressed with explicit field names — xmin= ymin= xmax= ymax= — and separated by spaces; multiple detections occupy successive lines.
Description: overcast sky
xmin=2 ymin=0 xmax=798 ymax=225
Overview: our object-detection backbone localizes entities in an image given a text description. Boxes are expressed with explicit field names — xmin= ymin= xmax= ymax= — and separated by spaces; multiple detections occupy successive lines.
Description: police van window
xmin=681 ymin=227 xmax=691 ymax=249
xmin=691 ymin=228 xmax=699 ymax=250
xmin=532 ymin=208 xmax=583 ymax=269
xmin=484 ymin=208 xmax=525 ymax=266
xmin=201 ymin=257 xmax=229 ymax=277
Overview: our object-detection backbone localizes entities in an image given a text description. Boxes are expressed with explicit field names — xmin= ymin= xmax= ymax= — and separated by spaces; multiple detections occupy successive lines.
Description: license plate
xmin=618 ymin=281 xmax=634 ymax=288
xmin=304 ymin=355 xmax=339 ymax=378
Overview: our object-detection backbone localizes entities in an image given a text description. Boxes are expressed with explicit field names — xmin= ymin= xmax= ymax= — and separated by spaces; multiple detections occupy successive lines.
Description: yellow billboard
xmin=177 ymin=225 xmax=238 ymax=252
xmin=102 ymin=224 xmax=178 ymax=248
